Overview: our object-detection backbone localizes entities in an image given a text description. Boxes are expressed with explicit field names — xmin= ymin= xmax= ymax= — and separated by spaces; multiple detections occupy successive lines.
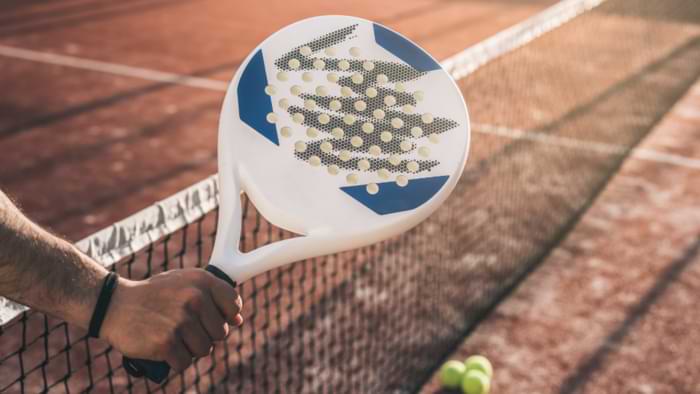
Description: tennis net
xmin=2 ymin=0 xmax=700 ymax=392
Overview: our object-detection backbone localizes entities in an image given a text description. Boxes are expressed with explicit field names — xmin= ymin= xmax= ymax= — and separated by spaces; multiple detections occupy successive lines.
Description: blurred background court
xmin=1 ymin=0 xmax=699 ymax=393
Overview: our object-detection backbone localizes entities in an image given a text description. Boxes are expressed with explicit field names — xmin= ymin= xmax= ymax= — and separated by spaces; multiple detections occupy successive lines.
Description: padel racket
xmin=123 ymin=15 xmax=470 ymax=383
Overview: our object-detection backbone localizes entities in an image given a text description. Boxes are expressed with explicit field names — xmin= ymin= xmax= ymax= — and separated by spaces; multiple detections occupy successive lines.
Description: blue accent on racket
xmin=373 ymin=24 xmax=441 ymax=72
xmin=341 ymin=175 xmax=449 ymax=215
xmin=238 ymin=50 xmax=278 ymax=145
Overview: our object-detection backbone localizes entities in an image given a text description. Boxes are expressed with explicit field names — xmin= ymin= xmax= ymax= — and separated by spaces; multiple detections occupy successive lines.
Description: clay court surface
xmin=421 ymin=81 xmax=700 ymax=394
xmin=1 ymin=0 xmax=700 ymax=393
xmin=0 ymin=0 xmax=554 ymax=240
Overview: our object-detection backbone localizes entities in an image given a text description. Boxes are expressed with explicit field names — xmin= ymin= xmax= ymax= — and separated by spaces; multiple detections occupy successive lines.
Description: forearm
xmin=0 ymin=190 xmax=107 ymax=329
xmin=0 ymin=191 xmax=244 ymax=374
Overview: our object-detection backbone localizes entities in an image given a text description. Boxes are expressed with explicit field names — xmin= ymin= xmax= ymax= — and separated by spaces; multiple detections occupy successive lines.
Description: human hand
xmin=101 ymin=268 xmax=243 ymax=372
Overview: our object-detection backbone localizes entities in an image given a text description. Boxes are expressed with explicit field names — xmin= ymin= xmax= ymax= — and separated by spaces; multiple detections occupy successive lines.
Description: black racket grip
xmin=122 ymin=265 xmax=236 ymax=383
xmin=123 ymin=357 xmax=169 ymax=383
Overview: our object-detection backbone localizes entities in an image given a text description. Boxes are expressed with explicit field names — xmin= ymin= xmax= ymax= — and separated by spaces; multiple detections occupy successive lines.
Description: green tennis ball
xmin=461 ymin=370 xmax=491 ymax=394
xmin=464 ymin=355 xmax=493 ymax=379
xmin=439 ymin=360 xmax=466 ymax=389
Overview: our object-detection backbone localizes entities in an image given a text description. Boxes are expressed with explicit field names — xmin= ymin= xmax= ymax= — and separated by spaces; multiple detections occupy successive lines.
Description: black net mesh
xmin=1 ymin=0 xmax=699 ymax=392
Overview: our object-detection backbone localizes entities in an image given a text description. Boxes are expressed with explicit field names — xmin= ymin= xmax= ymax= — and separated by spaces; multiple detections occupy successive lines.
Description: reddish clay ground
xmin=420 ymin=80 xmax=700 ymax=393
xmin=0 ymin=2 xmax=555 ymax=391
xmin=12 ymin=2 xmax=700 ymax=394
xmin=0 ymin=0 xmax=554 ymax=241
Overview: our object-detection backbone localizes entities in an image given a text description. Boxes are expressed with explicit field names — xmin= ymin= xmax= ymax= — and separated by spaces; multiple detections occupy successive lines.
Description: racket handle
xmin=204 ymin=264 xmax=237 ymax=287
xmin=122 ymin=265 xmax=236 ymax=383
xmin=123 ymin=357 xmax=170 ymax=383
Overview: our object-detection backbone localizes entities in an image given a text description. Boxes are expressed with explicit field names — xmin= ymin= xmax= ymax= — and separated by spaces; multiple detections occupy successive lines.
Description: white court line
xmin=1 ymin=45 xmax=697 ymax=170
xmin=473 ymin=123 xmax=700 ymax=170
xmin=0 ymin=0 xmax=603 ymax=91
xmin=0 ymin=0 xmax=606 ymax=92
xmin=0 ymin=45 xmax=229 ymax=91
xmin=441 ymin=0 xmax=606 ymax=80
xmin=0 ymin=0 xmax=697 ymax=172
xmin=1 ymin=47 xmax=698 ymax=171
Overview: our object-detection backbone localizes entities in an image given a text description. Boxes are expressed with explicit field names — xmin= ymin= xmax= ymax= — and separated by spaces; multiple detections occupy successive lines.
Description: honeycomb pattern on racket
xmin=263 ymin=24 xmax=460 ymax=196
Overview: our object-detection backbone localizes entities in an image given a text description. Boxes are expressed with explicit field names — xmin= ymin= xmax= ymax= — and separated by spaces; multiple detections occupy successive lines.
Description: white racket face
xmin=214 ymin=16 xmax=469 ymax=279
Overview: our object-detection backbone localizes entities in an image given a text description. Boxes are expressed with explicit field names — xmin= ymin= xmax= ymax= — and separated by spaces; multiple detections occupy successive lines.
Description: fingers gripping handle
xmin=122 ymin=265 xmax=237 ymax=383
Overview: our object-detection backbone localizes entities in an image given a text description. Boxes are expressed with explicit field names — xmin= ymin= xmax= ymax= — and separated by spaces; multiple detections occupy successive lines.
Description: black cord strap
xmin=88 ymin=272 xmax=119 ymax=338
xmin=205 ymin=265 xmax=237 ymax=288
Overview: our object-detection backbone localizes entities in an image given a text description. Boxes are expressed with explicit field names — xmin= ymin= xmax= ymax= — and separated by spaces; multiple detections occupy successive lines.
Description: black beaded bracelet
xmin=88 ymin=272 xmax=119 ymax=338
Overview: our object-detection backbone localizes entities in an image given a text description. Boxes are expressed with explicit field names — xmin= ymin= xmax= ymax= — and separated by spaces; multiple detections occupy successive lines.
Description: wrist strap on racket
xmin=204 ymin=265 xmax=236 ymax=288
